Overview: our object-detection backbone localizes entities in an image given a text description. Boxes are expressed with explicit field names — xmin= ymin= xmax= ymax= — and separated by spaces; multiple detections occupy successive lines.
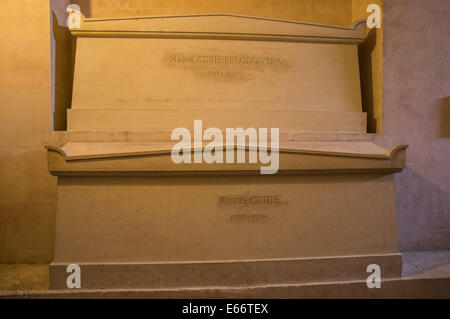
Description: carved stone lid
xmin=46 ymin=142 xmax=407 ymax=176
xmin=70 ymin=13 xmax=367 ymax=44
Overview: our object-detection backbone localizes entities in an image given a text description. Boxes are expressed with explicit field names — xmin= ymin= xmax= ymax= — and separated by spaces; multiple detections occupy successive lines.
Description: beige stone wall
xmin=378 ymin=0 xmax=450 ymax=251
xmin=0 ymin=0 xmax=56 ymax=263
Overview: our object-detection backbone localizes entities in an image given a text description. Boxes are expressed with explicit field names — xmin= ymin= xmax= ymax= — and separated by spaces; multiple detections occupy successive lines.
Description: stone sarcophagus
xmin=46 ymin=14 xmax=407 ymax=291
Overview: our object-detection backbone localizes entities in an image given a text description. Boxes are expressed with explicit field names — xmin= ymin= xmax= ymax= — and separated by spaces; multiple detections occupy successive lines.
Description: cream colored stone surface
xmin=0 ymin=2 xmax=444 ymax=294
xmin=0 ymin=0 xmax=56 ymax=263
xmin=72 ymin=14 xmax=366 ymax=42
xmin=46 ymin=142 xmax=407 ymax=175
xmin=73 ymin=0 xmax=354 ymax=25
xmin=53 ymin=174 xmax=400 ymax=263
xmin=46 ymin=11 xmax=407 ymax=290
xmin=3 ymin=252 xmax=450 ymax=297
xmin=68 ymin=15 xmax=366 ymax=133
xmin=68 ymin=109 xmax=367 ymax=133
xmin=4 ymin=277 xmax=450 ymax=299
xmin=0 ymin=0 xmax=389 ymax=265
xmin=0 ymin=264 xmax=49 ymax=291
xmin=0 ymin=149 xmax=55 ymax=202
xmin=0 ymin=1 xmax=446 ymax=298
xmin=48 ymin=168 xmax=404 ymax=288
xmin=51 ymin=131 xmax=376 ymax=145
xmin=49 ymin=254 xmax=402 ymax=289
xmin=55 ymin=141 xmax=391 ymax=159
xmin=0 ymin=201 xmax=56 ymax=263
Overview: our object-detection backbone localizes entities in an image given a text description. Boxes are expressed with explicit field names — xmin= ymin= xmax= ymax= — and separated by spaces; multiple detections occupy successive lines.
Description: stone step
xmin=2 ymin=277 xmax=449 ymax=299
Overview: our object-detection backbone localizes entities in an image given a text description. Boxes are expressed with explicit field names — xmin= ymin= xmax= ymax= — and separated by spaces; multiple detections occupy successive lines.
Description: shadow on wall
xmin=52 ymin=12 xmax=76 ymax=131
xmin=396 ymin=168 xmax=450 ymax=251
xmin=441 ymin=97 xmax=450 ymax=138
xmin=358 ymin=28 xmax=377 ymax=133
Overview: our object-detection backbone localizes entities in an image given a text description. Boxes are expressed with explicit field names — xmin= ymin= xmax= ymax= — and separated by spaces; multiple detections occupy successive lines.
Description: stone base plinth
xmin=46 ymin=142 xmax=407 ymax=291
xmin=50 ymin=254 xmax=402 ymax=290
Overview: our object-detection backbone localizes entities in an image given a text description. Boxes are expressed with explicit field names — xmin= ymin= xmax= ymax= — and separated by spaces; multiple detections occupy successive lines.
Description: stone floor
xmin=402 ymin=251 xmax=450 ymax=278
xmin=0 ymin=251 xmax=449 ymax=297
xmin=0 ymin=264 xmax=49 ymax=291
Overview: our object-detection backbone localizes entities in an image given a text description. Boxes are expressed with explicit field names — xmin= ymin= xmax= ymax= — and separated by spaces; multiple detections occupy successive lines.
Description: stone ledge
xmin=45 ymin=142 xmax=407 ymax=176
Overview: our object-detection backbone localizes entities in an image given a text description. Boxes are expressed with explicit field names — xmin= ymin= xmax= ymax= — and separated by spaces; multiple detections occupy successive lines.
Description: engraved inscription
xmin=217 ymin=195 xmax=282 ymax=224
xmin=218 ymin=195 xmax=281 ymax=207
xmin=206 ymin=70 xmax=237 ymax=80
xmin=163 ymin=52 xmax=288 ymax=82
xmin=168 ymin=55 xmax=283 ymax=65
xmin=229 ymin=214 xmax=268 ymax=224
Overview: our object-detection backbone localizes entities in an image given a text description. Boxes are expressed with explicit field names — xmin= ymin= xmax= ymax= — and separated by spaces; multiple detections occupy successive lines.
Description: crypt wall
xmin=376 ymin=0 xmax=450 ymax=250
xmin=0 ymin=0 xmax=55 ymax=263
